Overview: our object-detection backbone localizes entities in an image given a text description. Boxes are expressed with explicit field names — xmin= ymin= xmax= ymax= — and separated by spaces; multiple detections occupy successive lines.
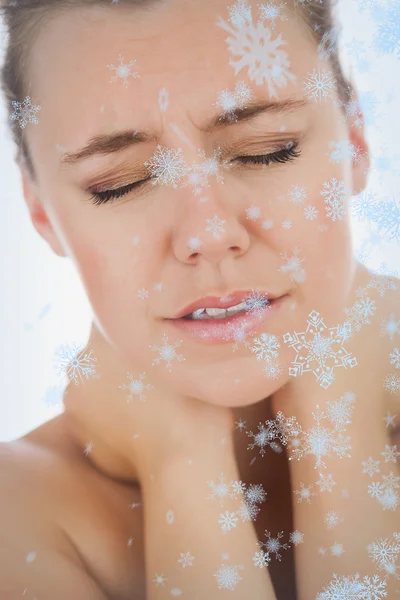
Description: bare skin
xmin=1 ymin=0 xmax=400 ymax=597
xmin=0 ymin=267 xmax=398 ymax=600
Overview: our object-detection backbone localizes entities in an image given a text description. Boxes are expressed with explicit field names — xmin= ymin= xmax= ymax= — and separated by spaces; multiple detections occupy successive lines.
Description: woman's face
xmin=23 ymin=0 xmax=369 ymax=407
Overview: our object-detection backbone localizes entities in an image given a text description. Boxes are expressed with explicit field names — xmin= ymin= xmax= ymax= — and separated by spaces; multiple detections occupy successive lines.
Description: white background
xmin=1 ymin=0 xmax=399 ymax=440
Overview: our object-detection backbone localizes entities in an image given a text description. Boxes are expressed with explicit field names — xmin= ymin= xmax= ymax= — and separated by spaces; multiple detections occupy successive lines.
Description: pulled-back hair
xmin=0 ymin=0 xmax=353 ymax=180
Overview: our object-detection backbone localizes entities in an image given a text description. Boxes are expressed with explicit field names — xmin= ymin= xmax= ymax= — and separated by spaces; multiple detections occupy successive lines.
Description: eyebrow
xmin=60 ymin=97 xmax=308 ymax=166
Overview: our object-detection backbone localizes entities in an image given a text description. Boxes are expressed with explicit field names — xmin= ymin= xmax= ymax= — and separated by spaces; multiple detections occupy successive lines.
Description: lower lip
xmin=166 ymin=296 xmax=286 ymax=344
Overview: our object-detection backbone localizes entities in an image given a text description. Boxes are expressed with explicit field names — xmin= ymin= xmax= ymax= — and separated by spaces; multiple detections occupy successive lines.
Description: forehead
xmin=27 ymin=0 xmax=318 ymax=163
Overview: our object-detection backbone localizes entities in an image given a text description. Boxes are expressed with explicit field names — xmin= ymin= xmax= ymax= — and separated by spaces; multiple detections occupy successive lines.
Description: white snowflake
xmin=43 ymin=384 xmax=65 ymax=408
xmin=177 ymin=552 xmax=195 ymax=568
xmin=384 ymin=373 xmax=400 ymax=394
xmin=54 ymin=342 xmax=97 ymax=385
xmin=380 ymin=312 xmax=400 ymax=340
xmin=258 ymin=2 xmax=288 ymax=29
xmin=217 ymin=3 xmax=297 ymax=98
xmin=316 ymin=572 xmax=387 ymax=600
xmin=330 ymin=543 xmax=344 ymax=557
xmin=294 ymin=482 xmax=317 ymax=504
xmin=9 ymin=95 xmax=41 ymax=129
xmin=389 ymin=348 xmax=400 ymax=369
xmin=362 ymin=456 xmax=381 ymax=478
xmin=381 ymin=444 xmax=400 ymax=463
xmin=207 ymin=473 xmax=237 ymax=505
xmin=145 ymin=145 xmax=189 ymax=188
xmin=213 ymin=564 xmax=243 ymax=590
xmin=149 ymin=334 xmax=186 ymax=372
xmin=227 ymin=0 xmax=253 ymax=27
xmin=303 ymin=68 xmax=336 ymax=102
xmin=215 ymin=80 xmax=253 ymax=120
xmin=315 ymin=472 xmax=337 ymax=493
xmin=152 ymin=573 xmax=168 ymax=587
xmin=257 ymin=530 xmax=290 ymax=562
xmin=324 ymin=510 xmax=343 ymax=529
xmin=245 ymin=483 xmax=267 ymax=505
xmin=283 ymin=310 xmax=358 ymax=389
xmin=344 ymin=295 xmax=377 ymax=332
xmin=246 ymin=204 xmax=262 ymax=221
xmin=289 ymin=398 xmax=354 ymax=469
xmin=250 ymin=332 xmax=281 ymax=361
xmin=253 ymin=549 xmax=271 ymax=567
xmin=320 ymin=177 xmax=350 ymax=221
xmin=288 ymin=184 xmax=308 ymax=205
xmin=205 ymin=214 xmax=227 ymax=239
xmin=289 ymin=530 xmax=304 ymax=545
xmin=119 ymin=371 xmax=153 ymax=402
xmin=304 ymin=205 xmax=318 ymax=220
xmin=107 ymin=54 xmax=140 ymax=87
xmin=219 ymin=511 xmax=239 ymax=532
xmin=279 ymin=247 xmax=306 ymax=283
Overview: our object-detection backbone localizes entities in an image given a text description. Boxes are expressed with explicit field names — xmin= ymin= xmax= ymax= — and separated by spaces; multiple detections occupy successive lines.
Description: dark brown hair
xmin=0 ymin=0 xmax=353 ymax=181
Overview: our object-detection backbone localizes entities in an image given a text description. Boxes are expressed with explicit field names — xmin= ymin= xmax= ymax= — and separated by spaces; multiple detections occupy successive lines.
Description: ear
xmin=344 ymin=89 xmax=371 ymax=197
xmin=19 ymin=164 xmax=67 ymax=258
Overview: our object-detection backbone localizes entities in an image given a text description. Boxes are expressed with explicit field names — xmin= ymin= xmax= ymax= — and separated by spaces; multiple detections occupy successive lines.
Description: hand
xmin=63 ymin=324 xmax=235 ymax=482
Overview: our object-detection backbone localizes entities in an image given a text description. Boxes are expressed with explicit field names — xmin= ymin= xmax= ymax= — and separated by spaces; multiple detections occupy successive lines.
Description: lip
xmin=170 ymin=289 xmax=280 ymax=320
xmin=167 ymin=294 xmax=287 ymax=344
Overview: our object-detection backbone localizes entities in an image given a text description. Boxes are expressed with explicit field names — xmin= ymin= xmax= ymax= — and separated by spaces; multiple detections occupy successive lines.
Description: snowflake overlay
xmin=217 ymin=1 xmax=297 ymax=98
xmin=54 ymin=341 xmax=97 ymax=385
xmin=283 ymin=310 xmax=358 ymax=388
xmin=149 ymin=334 xmax=186 ymax=372
xmin=119 ymin=371 xmax=154 ymax=402
xmin=9 ymin=96 xmax=41 ymax=129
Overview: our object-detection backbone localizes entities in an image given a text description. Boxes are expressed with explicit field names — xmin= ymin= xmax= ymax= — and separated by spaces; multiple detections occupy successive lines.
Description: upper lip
xmin=169 ymin=290 xmax=282 ymax=319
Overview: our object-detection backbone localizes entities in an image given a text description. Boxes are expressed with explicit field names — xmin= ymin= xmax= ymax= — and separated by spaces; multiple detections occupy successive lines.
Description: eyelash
xmin=88 ymin=141 xmax=301 ymax=206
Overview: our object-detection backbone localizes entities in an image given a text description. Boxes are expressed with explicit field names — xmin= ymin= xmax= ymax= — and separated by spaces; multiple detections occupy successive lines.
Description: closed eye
xmin=88 ymin=141 xmax=301 ymax=206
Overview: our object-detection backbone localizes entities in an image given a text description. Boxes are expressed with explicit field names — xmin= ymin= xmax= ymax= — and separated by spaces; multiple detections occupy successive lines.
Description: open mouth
xmin=181 ymin=298 xmax=272 ymax=321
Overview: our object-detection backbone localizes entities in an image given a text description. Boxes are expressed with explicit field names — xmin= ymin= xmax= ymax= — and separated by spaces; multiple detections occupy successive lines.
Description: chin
xmin=172 ymin=354 xmax=290 ymax=409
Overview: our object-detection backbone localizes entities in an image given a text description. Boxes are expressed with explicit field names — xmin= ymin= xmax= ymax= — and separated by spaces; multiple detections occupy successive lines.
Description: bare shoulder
xmin=0 ymin=419 xmax=144 ymax=599
xmin=0 ymin=437 xmax=110 ymax=599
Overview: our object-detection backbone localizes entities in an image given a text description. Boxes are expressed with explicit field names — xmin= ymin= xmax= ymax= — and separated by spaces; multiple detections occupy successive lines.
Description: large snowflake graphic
xmin=283 ymin=310 xmax=358 ymax=388
xmin=217 ymin=2 xmax=296 ymax=98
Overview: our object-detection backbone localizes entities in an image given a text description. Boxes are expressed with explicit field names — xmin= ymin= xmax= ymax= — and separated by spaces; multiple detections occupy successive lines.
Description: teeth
xmin=189 ymin=301 xmax=252 ymax=320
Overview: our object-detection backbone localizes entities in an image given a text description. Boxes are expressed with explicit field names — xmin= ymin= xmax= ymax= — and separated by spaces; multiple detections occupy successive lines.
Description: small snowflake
xmin=304 ymin=205 xmax=319 ymax=220
xmin=330 ymin=542 xmax=344 ymax=557
xmin=258 ymin=530 xmax=290 ymax=562
xmin=152 ymin=573 xmax=167 ymax=587
xmin=145 ymin=145 xmax=189 ymax=188
xmin=246 ymin=204 xmax=262 ymax=221
xmin=207 ymin=473 xmax=237 ymax=505
xmin=9 ymin=95 xmax=41 ymax=129
xmin=289 ymin=530 xmax=304 ymax=545
xmin=324 ymin=510 xmax=343 ymax=529
xmin=107 ymin=54 xmax=140 ymax=87
xmin=119 ymin=371 xmax=154 ymax=402
xmin=205 ymin=214 xmax=227 ymax=239
xmin=303 ymin=68 xmax=336 ymax=102
xmin=384 ymin=373 xmax=400 ymax=394
xmin=149 ymin=334 xmax=186 ymax=372
xmin=294 ymin=482 xmax=317 ymax=504
xmin=362 ymin=456 xmax=381 ymax=477
xmin=177 ymin=552 xmax=195 ymax=567
xmin=213 ymin=563 xmax=243 ymax=591
xmin=381 ymin=444 xmax=400 ymax=463
xmin=219 ymin=511 xmax=239 ymax=532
